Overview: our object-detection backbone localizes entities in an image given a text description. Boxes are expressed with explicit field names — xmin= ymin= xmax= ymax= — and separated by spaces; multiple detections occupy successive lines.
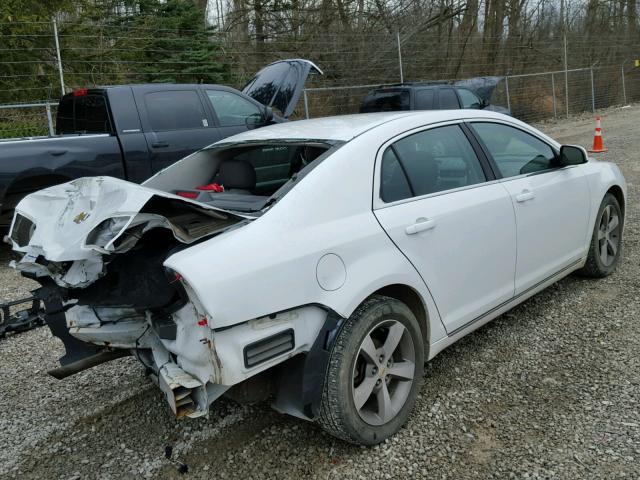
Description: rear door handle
xmin=151 ymin=141 xmax=170 ymax=148
xmin=515 ymin=190 xmax=535 ymax=203
xmin=405 ymin=218 xmax=436 ymax=235
xmin=48 ymin=149 xmax=67 ymax=156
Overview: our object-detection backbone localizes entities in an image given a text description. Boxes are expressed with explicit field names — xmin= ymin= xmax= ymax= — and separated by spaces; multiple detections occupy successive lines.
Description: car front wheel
xmin=578 ymin=193 xmax=623 ymax=278
xmin=317 ymin=295 xmax=424 ymax=445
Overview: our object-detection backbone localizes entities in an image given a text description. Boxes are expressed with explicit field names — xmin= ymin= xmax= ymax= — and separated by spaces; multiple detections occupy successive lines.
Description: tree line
xmin=0 ymin=1 xmax=638 ymax=106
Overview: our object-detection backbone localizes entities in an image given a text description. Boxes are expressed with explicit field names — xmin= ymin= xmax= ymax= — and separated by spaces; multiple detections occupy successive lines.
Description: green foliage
xmin=0 ymin=0 xmax=232 ymax=107
xmin=60 ymin=0 xmax=232 ymax=87
xmin=0 ymin=117 xmax=49 ymax=138
xmin=124 ymin=0 xmax=231 ymax=84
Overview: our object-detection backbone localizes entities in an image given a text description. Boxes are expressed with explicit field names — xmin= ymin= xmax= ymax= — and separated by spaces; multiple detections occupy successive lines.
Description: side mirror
xmin=480 ymin=98 xmax=489 ymax=109
xmin=559 ymin=145 xmax=588 ymax=166
xmin=263 ymin=106 xmax=274 ymax=124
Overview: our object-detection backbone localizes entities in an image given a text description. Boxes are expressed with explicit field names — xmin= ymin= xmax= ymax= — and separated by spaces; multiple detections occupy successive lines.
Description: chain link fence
xmin=302 ymin=66 xmax=640 ymax=122
xmin=1 ymin=17 xmax=639 ymax=138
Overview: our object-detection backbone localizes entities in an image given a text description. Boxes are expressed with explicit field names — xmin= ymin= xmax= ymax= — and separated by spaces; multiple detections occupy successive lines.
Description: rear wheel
xmin=578 ymin=193 xmax=623 ymax=278
xmin=317 ymin=295 xmax=424 ymax=445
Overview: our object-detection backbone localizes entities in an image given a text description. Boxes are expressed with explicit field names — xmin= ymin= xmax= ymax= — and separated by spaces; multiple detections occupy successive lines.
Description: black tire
xmin=577 ymin=193 xmax=623 ymax=278
xmin=317 ymin=295 xmax=424 ymax=445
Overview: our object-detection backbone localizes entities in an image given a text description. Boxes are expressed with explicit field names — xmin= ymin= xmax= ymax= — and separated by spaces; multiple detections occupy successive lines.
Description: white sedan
xmin=9 ymin=110 xmax=626 ymax=445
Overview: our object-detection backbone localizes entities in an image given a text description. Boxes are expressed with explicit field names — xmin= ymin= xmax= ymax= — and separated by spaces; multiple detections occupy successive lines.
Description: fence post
xmin=551 ymin=73 xmax=557 ymax=118
xmin=505 ymin=76 xmax=511 ymax=113
xmin=396 ymin=31 xmax=404 ymax=84
xmin=590 ymin=68 xmax=595 ymax=113
xmin=563 ymin=35 xmax=569 ymax=117
xmin=303 ymin=90 xmax=310 ymax=119
xmin=45 ymin=104 xmax=54 ymax=136
xmin=621 ymin=64 xmax=627 ymax=105
xmin=52 ymin=17 xmax=65 ymax=96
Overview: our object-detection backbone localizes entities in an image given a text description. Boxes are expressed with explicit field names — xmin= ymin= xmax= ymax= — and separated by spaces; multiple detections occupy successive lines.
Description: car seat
xmin=215 ymin=160 xmax=256 ymax=194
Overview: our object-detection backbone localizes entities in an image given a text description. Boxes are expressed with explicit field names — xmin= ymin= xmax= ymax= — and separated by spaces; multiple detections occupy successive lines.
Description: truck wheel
xmin=577 ymin=193 xmax=623 ymax=278
xmin=317 ymin=295 xmax=424 ymax=445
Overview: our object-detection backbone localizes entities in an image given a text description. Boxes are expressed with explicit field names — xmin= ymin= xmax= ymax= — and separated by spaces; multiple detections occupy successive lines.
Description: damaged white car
xmin=8 ymin=110 xmax=626 ymax=445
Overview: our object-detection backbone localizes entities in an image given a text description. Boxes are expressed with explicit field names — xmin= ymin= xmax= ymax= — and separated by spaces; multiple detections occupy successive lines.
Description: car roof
xmin=220 ymin=110 xmax=516 ymax=143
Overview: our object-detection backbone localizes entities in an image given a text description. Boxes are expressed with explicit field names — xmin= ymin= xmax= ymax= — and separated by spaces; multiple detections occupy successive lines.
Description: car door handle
xmin=151 ymin=141 xmax=170 ymax=148
xmin=405 ymin=218 xmax=436 ymax=235
xmin=515 ymin=190 xmax=535 ymax=203
xmin=48 ymin=149 xmax=67 ymax=156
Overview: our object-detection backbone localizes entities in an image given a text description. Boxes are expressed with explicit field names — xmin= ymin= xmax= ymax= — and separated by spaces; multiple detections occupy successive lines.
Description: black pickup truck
xmin=0 ymin=59 xmax=322 ymax=226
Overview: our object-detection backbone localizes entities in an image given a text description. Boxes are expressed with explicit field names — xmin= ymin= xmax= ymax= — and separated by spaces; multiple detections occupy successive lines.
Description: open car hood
xmin=8 ymin=177 xmax=247 ymax=287
xmin=242 ymin=59 xmax=323 ymax=118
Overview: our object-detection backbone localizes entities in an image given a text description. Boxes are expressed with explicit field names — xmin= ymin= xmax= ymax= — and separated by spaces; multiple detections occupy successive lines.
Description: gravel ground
xmin=1 ymin=106 xmax=639 ymax=479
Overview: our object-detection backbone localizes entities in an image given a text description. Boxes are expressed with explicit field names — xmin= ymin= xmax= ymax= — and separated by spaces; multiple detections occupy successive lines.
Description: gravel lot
xmin=1 ymin=107 xmax=639 ymax=479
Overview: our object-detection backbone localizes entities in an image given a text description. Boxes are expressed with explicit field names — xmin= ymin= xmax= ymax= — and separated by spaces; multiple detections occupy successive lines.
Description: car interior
xmin=172 ymin=143 xmax=331 ymax=212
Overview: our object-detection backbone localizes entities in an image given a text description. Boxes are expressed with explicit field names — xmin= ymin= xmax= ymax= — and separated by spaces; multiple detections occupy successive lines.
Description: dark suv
xmin=360 ymin=82 xmax=510 ymax=115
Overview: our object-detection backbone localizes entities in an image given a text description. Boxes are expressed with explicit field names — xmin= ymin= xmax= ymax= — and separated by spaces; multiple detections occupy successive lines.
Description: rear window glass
xmin=360 ymin=90 xmax=410 ymax=113
xmin=56 ymin=94 xmax=113 ymax=134
xmin=144 ymin=90 xmax=207 ymax=131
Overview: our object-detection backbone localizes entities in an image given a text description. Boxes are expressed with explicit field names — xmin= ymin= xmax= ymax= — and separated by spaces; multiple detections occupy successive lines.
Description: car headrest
xmin=217 ymin=160 xmax=256 ymax=191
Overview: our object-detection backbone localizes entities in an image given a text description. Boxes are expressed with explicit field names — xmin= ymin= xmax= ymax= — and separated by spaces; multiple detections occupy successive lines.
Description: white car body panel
xmin=7 ymin=109 xmax=626 ymax=421
xmin=500 ymin=166 xmax=591 ymax=294
xmin=374 ymin=182 xmax=517 ymax=333
xmin=164 ymin=134 xmax=445 ymax=335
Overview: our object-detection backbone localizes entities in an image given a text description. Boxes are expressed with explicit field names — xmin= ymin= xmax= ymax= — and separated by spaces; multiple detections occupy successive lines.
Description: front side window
xmin=380 ymin=125 xmax=487 ymax=202
xmin=457 ymin=88 xmax=482 ymax=109
xmin=144 ymin=90 xmax=207 ymax=131
xmin=471 ymin=122 xmax=558 ymax=177
xmin=206 ymin=90 xmax=264 ymax=127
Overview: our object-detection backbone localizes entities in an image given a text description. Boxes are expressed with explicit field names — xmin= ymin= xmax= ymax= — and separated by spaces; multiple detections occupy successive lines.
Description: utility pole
xmin=52 ymin=17 xmax=65 ymax=96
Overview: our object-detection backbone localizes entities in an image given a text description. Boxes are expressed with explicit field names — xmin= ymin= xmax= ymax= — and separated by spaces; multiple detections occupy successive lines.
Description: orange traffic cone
xmin=588 ymin=116 xmax=608 ymax=153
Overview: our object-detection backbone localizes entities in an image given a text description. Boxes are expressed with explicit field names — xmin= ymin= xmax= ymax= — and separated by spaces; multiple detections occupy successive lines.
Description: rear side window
xmin=206 ymin=90 xmax=263 ymax=127
xmin=380 ymin=125 xmax=486 ymax=202
xmin=360 ymin=90 xmax=410 ymax=113
xmin=415 ymin=89 xmax=435 ymax=109
xmin=144 ymin=90 xmax=207 ymax=131
xmin=438 ymin=89 xmax=459 ymax=109
xmin=457 ymin=88 xmax=482 ymax=109
xmin=471 ymin=122 xmax=558 ymax=177
xmin=380 ymin=148 xmax=412 ymax=202
xmin=56 ymin=94 xmax=112 ymax=134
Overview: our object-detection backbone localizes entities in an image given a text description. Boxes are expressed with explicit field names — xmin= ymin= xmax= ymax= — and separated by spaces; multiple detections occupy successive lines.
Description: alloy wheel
xmin=597 ymin=204 xmax=620 ymax=266
xmin=352 ymin=319 xmax=416 ymax=426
